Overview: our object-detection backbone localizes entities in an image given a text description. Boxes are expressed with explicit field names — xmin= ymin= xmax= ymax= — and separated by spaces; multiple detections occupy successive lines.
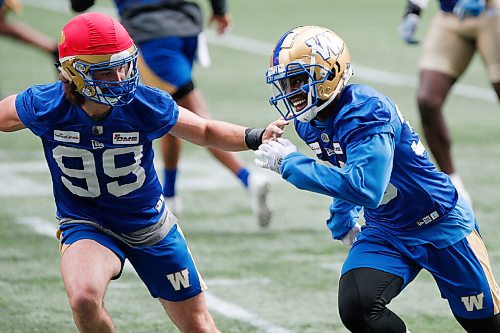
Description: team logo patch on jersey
xmin=321 ymin=133 xmax=330 ymax=143
xmin=91 ymin=140 xmax=104 ymax=149
xmin=113 ymin=132 xmax=139 ymax=145
xmin=92 ymin=125 xmax=104 ymax=135
xmin=54 ymin=130 xmax=80 ymax=143
xmin=333 ymin=142 xmax=343 ymax=154
xmin=308 ymin=142 xmax=322 ymax=155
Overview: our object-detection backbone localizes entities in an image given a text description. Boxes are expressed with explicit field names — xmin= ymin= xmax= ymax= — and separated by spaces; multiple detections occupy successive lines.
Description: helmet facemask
xmin=60 ymin=46 xmax=139 ymax=107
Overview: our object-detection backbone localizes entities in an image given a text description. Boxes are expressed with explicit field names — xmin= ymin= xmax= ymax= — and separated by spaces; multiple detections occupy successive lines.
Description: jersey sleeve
xmin=326 ymin=198 xmax=362 ymax=240
xmin=336 ymin=97 xmax=395 ymax=145
xmin=139 ymin=86 xmax=179 ymax=141
xmin=280 ymin=132 xmax=394 ymax=208
xmin=15 ymin=84 xmax=62 ymax=137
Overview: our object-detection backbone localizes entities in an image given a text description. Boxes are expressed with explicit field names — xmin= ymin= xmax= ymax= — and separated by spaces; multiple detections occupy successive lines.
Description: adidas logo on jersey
xmin=91 ymin=140 xmax=104 ymax=149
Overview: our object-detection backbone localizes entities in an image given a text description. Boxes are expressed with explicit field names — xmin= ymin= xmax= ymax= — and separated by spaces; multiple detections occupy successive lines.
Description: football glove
xmin=341 ymin=223 xmax=361 ymax=247
xmin=398 ymin=13 xmax=420 ymax=44
xmin=254 ymin=138 xmax=297 ymax=174
xmin=453 ymin=0 xmax=486 ymax=20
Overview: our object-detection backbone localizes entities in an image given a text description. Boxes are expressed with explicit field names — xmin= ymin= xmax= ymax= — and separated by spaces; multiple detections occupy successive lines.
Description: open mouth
xmin=289 ymin=94 xmax=307 ymax=112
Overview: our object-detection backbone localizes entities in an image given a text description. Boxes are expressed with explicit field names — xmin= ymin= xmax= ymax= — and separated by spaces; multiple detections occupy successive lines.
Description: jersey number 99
xmin=52 ymin=145 xmax=146 ymax=198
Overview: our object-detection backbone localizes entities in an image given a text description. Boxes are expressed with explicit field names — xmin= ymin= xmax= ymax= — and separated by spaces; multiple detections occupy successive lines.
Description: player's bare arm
xmin=169 ymin=106 xmax=287 ymax=151
xmin=0 ymin=95 xmax=25 ymax=132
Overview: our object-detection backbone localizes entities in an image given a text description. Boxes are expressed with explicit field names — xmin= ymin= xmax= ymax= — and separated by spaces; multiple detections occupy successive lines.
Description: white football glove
xmin=341 ymin=223 xmax=361 ymax=247
xmin=398 ymin=13 xmax=420 ymax=44
xmin=254 ymin=138 xmax=297 ymax=174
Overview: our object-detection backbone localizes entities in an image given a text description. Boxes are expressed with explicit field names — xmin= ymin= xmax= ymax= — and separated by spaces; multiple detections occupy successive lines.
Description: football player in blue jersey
xmin=0 ymin=12 xmax=286 ymax=333
xmin=69 ymin=0 xmax=273 ymax=227
xmin=398 ymin=0 xmax=500 ymax=205
xmin=256 ymin=26 xmax=500 ymax=333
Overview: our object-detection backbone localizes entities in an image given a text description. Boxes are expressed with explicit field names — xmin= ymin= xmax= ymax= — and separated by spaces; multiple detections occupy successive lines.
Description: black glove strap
xmin=245 ymin=128 xmax=265 ymax=151
xmin=404 ymin=1 xmax=422 ymax=16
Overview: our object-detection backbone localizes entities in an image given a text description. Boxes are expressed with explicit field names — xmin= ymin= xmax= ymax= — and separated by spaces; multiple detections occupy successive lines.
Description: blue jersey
xmin=282 ymin=84 xmax=473 ymax=248
xmin=440 ymin=0 xmax=459 ymax=12
xmin=16 ymin=82 xmax=178 ymax=233
xmin=112 ymin=0 xmax=164 ymax=15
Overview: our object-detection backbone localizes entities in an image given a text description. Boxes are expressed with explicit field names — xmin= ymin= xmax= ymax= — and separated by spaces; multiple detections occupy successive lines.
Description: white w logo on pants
xmin=461 ymin=293 xmax=484 ymax=312
xmin=166 ymin=269 xmax=190 ymax=291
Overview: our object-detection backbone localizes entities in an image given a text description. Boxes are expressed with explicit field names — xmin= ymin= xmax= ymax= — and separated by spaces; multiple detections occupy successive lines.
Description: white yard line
xmin=23 ymin=0 xmax=498 ymax=103
xmin=205 ymin=293 xmax=293 ymax=333
xmin=15 ymin=216 xmax=294 ymax=333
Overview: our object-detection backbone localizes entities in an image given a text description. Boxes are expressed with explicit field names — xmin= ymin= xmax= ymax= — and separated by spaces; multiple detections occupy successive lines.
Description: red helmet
xmin=58 ymin=12 xmax=139 ymax=106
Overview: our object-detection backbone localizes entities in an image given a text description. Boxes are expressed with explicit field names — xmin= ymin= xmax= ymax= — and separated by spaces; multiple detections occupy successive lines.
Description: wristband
xmin=244 ymin=128 xmax=265 ymax=151
xmin=404 ymin=2 xmax=422 ymax=16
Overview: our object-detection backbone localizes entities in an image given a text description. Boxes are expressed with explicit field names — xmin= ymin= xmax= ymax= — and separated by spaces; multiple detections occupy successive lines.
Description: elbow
xmin=361 ymin=192 xmax=383 ymax=209
xmin=354 ymin=184 xmax=385 ymax=209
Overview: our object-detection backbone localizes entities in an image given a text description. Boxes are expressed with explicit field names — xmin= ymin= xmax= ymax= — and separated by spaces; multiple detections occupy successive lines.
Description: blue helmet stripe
xmin=272 ymin=28 xmax=295 ymax=66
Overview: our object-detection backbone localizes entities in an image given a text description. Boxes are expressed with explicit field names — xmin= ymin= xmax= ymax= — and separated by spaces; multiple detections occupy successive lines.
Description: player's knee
xmin=180 ymin=313 xmax=216 ymax=333
xmin=339 ymin=268 xmax=404 ymax=331
xmin=338 ymin=272 xmax=382 ymax=330
xmin=338 ymin=295 xmax=365 ymax=330
xmin=455 ymin=313 xmax=500 ymax=333
xmin=417 ymin=90 xmax=442 ymax=122
xmin=68 ymin=287 xmax=102 ymax=317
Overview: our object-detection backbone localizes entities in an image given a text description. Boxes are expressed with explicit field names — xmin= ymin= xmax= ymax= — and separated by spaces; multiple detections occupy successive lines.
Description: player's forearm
xmin=204 ymin=120 xmax=248 ymax=151
xmin=327 ymin=199 xmax=362 ymax=240
xmin=209 ymin=0 xmax=227 ymax=16
xmin=0 ymin=22 xmax=56 ymax=53
xmin=171 ymin=106 xmax=247 ymax=150
xmin=281 ymin=153 xmax=383 ymax=207
xmin=281 ymin=134 xmax=394 ymax=208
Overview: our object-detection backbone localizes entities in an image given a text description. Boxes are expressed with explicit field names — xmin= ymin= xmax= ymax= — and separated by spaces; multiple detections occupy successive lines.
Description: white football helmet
xmin=266 ymin=26 xmax=353 ymax=122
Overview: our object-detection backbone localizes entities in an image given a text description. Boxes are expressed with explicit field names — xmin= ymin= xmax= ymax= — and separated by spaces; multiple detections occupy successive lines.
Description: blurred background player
xmin=0 ymin=0 xmax=58 ymax=96
xmin=398 ymin=0 xmax=500 ymax=204
xmin=0 ymin=12 xmax=285 ymax=332
xmin=70 ymin=0 xmax=272 ymax=227
xmin=0 ymin=0 xmax=58 ymax=65
xmin=256 ymin=25 xmax=500 ymax=333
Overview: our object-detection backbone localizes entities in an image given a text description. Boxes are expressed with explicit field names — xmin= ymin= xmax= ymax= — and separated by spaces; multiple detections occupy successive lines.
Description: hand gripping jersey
xmin=283 ymin=84 xmax=474 ymax=248
xmin=15 ymin=82 xmax=178 ymax=233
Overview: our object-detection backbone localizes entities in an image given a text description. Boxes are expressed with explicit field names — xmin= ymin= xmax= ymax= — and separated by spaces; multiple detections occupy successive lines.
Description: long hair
xmin=59 ymin=74 xmax=85 ymax=105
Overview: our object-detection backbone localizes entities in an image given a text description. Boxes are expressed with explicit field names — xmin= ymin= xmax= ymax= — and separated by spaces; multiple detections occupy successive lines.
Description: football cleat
xmin=248 ymin=172 xmax=272 ymax=227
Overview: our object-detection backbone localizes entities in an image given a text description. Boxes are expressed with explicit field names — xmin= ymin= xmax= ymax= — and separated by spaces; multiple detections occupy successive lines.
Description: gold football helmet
xmin=266 ymin=26 xmax=353 ymax=122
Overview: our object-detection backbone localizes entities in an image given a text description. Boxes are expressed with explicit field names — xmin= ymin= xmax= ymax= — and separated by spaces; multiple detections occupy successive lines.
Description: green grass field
xmin=1 ymin=1 xmax=499 ymax=332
